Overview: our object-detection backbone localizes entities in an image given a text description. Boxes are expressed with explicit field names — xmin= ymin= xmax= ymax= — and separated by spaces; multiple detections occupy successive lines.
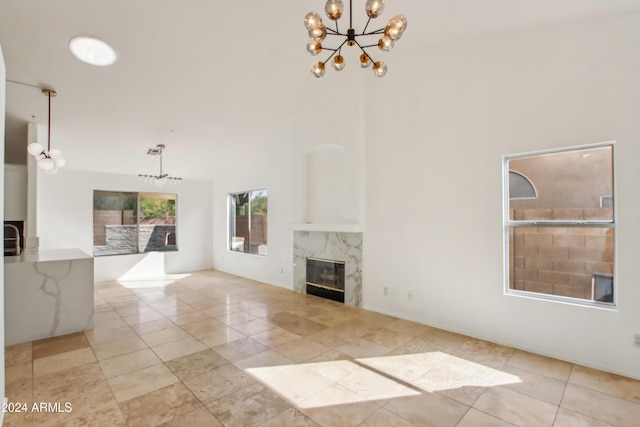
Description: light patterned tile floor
xmin=4 ymin=269 xmax=640 ymax=426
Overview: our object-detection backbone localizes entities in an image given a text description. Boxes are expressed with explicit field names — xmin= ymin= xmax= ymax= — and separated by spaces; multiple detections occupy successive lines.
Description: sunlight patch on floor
xmin=117 ymin=274 xmax=192 ymax=289
xmin=246 ymin=351 xmax=522 ymax=409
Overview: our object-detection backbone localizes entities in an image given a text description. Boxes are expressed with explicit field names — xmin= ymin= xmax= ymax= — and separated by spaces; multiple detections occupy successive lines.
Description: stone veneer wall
xmin=93 ymin=210 xmax=135 ymax=246
xmin=509 ymin=208 xmax=614 ymax=300
xmin=94 ymin=225 xmax=177 ymax=255
xmin=293 ymin=231 xmax=362 ymax=307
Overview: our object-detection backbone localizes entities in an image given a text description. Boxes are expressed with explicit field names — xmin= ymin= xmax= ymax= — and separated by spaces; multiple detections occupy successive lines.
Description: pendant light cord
xmin=349 ymin=0 xmax=353 ymax=29
xmin=47 ymin=91 xmax=52 ymax=152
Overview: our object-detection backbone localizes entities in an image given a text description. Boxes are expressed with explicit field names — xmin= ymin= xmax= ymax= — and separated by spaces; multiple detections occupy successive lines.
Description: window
xmin=93 ymin=191 xmax=177 ymax=256
xmin=504 ymin=144 xmax=614 ymax=306
xmin=229 ymin=189 xmax=268 ymax=255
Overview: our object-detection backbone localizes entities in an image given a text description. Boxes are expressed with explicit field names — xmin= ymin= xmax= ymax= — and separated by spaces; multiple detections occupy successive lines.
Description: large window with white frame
xmin=504 ymin=144 xmax=614 ymax=306
xmin=229 ymin=189 xmax=268 ymax=255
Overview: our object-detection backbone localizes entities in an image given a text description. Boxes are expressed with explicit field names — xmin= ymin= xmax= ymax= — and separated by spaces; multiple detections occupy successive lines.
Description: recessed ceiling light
xmin=69 ymin=36 xmax=117 ymax=66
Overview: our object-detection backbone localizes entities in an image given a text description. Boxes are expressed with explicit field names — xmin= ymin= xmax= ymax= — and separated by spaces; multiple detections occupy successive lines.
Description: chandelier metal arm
xmin=321 ymin=38 xmax=349 ymax=65
xmin=326 ymin=29 xmax=385 ymax=37
xmin=362 ymin=17 xmax=372 ymax=34
xmin=353 ymin=39 xmax=378 ymax=64
xmin=319 ymin=35 xmax=382 ymax=66
xmin=358 ymin=28 xmax=385 ymax=36
xmin=139 ymin=173 xmax=170 ymax=179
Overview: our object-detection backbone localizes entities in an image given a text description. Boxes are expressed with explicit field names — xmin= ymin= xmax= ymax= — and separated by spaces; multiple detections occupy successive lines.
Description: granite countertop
xmin=4 ymin=248 xmax=93 ymax=264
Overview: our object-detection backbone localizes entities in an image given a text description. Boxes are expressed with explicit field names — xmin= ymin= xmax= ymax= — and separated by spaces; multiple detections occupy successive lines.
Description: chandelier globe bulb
xmin=359 ymin=53 xmax=371 ymax=68
xmin=365 ymin=0 xmax=385 ymax=19
xmin=304 ymin=12 xmax=323 ymax=30
xmin=325 ymin=0 xmax=344 ymax=20
xmin=332 ymin=55 xmax=345 ymax=71
xmin=311 ymin=61 xmax=326 ymax=77
xmin=372 ymin=61 xmax=387 ymax=77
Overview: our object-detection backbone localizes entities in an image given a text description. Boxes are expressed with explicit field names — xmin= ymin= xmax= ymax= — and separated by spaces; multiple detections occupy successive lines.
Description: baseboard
xmin=363 ymin=304 xmax=640 ymax=381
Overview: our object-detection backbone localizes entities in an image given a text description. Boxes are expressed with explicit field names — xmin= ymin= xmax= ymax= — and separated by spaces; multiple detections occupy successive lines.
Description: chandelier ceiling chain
xmin=305 ymin=0 xmax=407 ymax=78
xmin=138 ymin=144 xmax=182 ymax=187
xmin=27 ymin=89 xmax=66 ymax=174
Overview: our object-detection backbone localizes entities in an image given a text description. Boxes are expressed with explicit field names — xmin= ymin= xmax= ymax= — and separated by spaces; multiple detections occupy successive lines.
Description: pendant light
xmin=27 ymin=89 xmax=66 ymax=174
xmin=138 ymin=144 xmax=182 ymax=187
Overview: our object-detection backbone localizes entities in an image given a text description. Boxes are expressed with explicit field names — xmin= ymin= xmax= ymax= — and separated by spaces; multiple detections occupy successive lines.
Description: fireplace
xmin=306 ymin=257 xmax=345 ymax=303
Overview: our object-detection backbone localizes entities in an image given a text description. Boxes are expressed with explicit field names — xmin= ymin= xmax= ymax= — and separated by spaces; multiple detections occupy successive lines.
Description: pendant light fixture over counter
xmin=27 ymin=89 xmax=66 ymax=174
xmin=305 ymin=0 xmax=407 ymax=78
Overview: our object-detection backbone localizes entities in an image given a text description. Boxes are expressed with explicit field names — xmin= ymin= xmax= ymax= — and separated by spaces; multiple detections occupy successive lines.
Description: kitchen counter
xmin=4 ymin=249 xmax=94 ymax=345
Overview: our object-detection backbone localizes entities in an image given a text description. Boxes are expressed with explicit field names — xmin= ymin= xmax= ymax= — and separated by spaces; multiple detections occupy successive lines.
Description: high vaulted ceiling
xmin=2 ymin=0 xmax=639 ymax=180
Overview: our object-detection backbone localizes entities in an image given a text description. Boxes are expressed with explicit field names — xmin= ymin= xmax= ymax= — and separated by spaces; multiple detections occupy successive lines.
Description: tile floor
xmin=4 ymin=269 xmax=640 ymax=426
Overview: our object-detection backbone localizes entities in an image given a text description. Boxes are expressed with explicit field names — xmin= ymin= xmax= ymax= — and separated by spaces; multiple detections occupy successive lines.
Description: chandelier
xmin=305 ymin=0 xmax=407 ymax=78
xmin=27 ymin=89 xmax=66 ymax=174
xmin=138 ymin=144 xmax=182 ymax=187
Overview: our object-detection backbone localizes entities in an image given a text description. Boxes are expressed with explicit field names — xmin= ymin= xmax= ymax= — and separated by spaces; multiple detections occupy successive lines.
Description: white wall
xmin=211 ymin=71 xmax=367 ymax=289
xmin=212 ymin=125 xmax=294 ymax=288
xmin=363 ymin=12 xmax=640 ymax=379
xmin=37 ymin=169 xmax=213 ymax=282
xmin=4 ymin=164 xmax=26 ymax=221
xmin=1 ymin=40 xmax=8 ymax=416
xmin=290 ymin=76 xmax=366 ymax=227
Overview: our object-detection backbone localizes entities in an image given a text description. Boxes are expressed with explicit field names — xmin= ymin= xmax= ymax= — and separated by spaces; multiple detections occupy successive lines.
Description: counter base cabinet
xmin=5 ymin=250 xmax=94 ymax=346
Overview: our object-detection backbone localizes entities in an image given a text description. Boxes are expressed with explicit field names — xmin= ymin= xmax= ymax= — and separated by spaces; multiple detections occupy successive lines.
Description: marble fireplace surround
xmin=293 ymin=231 xmax=362 ymax=307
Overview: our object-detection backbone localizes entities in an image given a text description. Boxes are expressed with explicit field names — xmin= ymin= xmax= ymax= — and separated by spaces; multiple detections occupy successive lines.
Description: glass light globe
xmin=37 ymin=157 xmax=56 ymax=171
xmin=392 ymin=14 xmax=408 ymax=32
xmin=304 ymin=12 xmax=322 ymax=30
xmin=53 ymin=156 xmax=67 ymax=168
xmin=332 ymin=55 xmax=345 ymax=71
xmin=49 ymin=148 xmax=63 ymax=160
xmin=378 ymin=37 xmax=394 ymax=51
xmin=365 ymin=0 xmax=385 ymax=18
xmin=308 ymin=23 xmax=327 ymax=41
xmin=311 ymin=61 xmax=326 ymax=78
xmin=324 ymin=0 xmax=344 ymax=20
xmin=385 ymin=14 xmax=407 ymax=40
xmin=27 ymin=142 xmax=45 ymax=157
xmin=43 ymin=164 xmax=59 ymax=175
xmin=49 ymin=149 xmax=66 ymax=167
xmin=372 ymin=61 xmax=388 ymax=77
xmin=384 ymin=25 xmax=401 ymax=41
xmin=359 ymin=53 xmax=371 ymax=68
xmin=306 ymin=40 xmax=322 ymax=56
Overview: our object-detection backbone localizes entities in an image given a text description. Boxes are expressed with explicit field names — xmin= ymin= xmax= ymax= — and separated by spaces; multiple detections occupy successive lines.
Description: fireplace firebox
xmin=306 ymin=257 xmax=345 ymax=303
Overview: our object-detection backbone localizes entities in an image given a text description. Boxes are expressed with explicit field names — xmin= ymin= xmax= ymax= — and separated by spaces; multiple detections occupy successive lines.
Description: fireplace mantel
xmin=289 ymin=222 xmax=364 ymax=233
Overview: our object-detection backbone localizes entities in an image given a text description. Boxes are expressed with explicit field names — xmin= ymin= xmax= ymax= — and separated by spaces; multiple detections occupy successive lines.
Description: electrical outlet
xmin=383 ymin=287 xmax=388 ymax=295
xmin=634 ymin=334 xmax=640 ymax=348
xmin=408 ymin=291 xmax=413 ymax=301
